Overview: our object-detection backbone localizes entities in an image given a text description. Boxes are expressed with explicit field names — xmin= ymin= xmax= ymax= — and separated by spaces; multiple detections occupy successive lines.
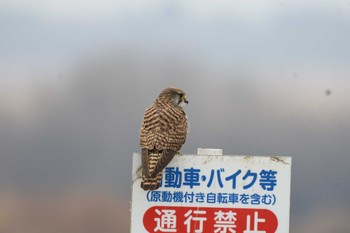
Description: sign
xmin=131 ymin=149 xmax=291 ymax=233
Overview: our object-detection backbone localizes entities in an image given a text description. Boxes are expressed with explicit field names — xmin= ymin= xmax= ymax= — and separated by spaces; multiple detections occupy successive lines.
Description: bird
xmin=140 ymin=87 xmax=189 ymax=190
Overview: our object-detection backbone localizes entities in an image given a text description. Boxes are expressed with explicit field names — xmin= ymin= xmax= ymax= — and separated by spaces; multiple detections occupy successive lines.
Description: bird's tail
xmin=141 ymin=171 xmax=162 ymax=191
xmin=141 ymin=152 xmax=162 ymax=191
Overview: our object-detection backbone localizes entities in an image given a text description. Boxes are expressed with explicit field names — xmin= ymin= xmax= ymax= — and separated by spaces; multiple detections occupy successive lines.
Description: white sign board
xmin=131 ymin=151 xmax=291 ymax=233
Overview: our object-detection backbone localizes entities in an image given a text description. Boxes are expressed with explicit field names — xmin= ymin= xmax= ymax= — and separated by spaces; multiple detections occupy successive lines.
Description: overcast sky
xmin=1 ymin=0 xmax=350 ymax=70
xmin=0 ymin=1 xmax=349 ymax=232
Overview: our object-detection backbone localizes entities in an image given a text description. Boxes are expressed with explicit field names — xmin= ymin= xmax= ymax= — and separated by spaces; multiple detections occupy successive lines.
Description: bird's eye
xmin=179 ymin=93 xmax=184 ymax=97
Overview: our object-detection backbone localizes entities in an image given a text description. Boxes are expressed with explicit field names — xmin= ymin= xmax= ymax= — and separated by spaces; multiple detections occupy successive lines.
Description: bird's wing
xmin=141 ymin=148 xmax=149 ymax=177
xmin=151 ymin=149 xmax=177 ymax=177
xmin=140 ymin=104 xmax=158 ymax=149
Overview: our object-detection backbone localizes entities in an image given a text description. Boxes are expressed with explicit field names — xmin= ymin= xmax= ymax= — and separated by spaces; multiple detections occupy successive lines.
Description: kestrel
xmin=140 ymin=87 xmax=189 ymax=190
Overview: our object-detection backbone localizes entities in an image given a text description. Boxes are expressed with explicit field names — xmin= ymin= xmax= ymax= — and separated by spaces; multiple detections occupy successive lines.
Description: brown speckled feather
xmin=140 ymin=87 xmax=188 ymax=190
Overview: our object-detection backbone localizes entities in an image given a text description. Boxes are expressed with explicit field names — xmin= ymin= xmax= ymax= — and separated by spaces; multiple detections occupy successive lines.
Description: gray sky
xmin=0 ymin=1 xmax=350 ymax=232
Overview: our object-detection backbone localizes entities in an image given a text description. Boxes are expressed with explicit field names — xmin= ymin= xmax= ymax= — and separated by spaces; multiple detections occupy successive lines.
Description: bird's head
xmin=158 ymin=87 xmax=189 ymax=107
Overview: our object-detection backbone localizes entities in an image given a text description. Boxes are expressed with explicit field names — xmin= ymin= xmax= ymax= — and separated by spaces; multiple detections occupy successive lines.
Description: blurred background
xmin=1 ymin=0 xmax=350 ymax=232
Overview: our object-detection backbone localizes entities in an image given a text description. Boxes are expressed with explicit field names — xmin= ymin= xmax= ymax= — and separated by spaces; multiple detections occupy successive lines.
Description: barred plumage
xmin=140 ymin=87 xmax=189 ymax=190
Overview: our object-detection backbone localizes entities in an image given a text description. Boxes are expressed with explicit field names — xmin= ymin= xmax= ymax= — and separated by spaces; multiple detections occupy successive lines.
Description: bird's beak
xmin=182 ymin=96 xmax=189 ymax=104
